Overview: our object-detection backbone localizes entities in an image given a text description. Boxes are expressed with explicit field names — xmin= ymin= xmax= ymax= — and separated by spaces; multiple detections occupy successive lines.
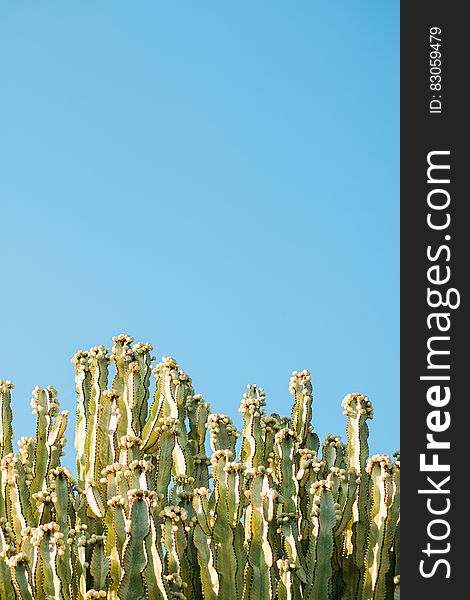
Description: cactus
xmin=0 ymin=338 xmax=399 ymax=599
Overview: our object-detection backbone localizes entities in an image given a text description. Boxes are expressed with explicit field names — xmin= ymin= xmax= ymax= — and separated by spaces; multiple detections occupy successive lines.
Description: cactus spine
xmin=0 ymin=337 xmax=399 ymax=599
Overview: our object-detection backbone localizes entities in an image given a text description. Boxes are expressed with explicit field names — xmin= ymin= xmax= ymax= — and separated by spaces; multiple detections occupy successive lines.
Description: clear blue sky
xmin=0 ymin=1 xmax=399 ymax=471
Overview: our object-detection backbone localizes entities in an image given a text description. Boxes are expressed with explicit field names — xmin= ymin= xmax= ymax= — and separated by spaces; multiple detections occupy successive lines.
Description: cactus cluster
xmin=0 ymin=335 xmax=400 ymax=599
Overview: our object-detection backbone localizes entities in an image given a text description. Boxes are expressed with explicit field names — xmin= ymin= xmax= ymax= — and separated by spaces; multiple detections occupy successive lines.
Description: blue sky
xmin=0 ymin=1 xmax=399 ymax=470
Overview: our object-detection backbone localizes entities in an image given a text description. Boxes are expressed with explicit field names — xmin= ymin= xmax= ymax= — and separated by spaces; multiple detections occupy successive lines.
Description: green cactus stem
xmin=0 ymin=336 xmax=399 ymax=600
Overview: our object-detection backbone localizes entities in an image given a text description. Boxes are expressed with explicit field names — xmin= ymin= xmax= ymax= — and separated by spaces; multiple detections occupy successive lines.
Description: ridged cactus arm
xmin=274 ymin=428 xmax=306 ymax=585
xmin=186 ymin=394 xmax=210 ymax=488
xmin=239 ymin=384 xmax=266 ymax=470
xmin=191 ymin=488 xmax=212 ymax=538
xmin=8 ymin=552 xmax=35 ymax=600
xmin=143 ymin=360 xmax=192 ymax=480
xmin=47 ymin=419 xmax=67 ymax=494
xmin=143 ymin=417 xmax=176 ymax=507
xmin=242 ymin=468 xmax=275 ymax=600
xmin=335 ymin=440 xmax=347 ymax=469
xmin=0 ymin=386 xmax=14 ymax=545
xmin=101 ymin=464 xmax=119 ymax=507
xmin=342 ymin=393 xmax=373 ymax=472
xmin=361 ymin=455 xmax=399 ymax=600
xmin=85 ymin=484 xmax=106 ymax=521
xmin=126 ymin=459 xmax=152 ymax=492
xmin=392 ymin=453 xmax=400 ymax=588
xmin=327 ymin=468 xmax=351 ymax=597
xmin=157 ymin=418 xmax=187 ymax=480
xmin=304 ymin=481 xmax=339 ymax=600
xmin=226 ymin=463 xmax=247 ymax=596
xmin=154 ymin=356 xmax=193 ymax=424
xmin=387 ymin=473 xmax=400 ymax=600
xmin=321 ymin=434 xmax=345 ymax=474
xmin=118 ymin=434 xmax=143 ymax=472
xmin=30 ymin=534 xmax=44 ymax=600
xmin=111 ymin=335 xmax=134 ymax=392
xmin=168 ymin=474 xmax=191 ymax=510
xmin=142 ymin=359 xmax=193 ymax=477
xmin=89 ymin=533 xmax=109 ymax=594
xmin=96 ymin=389 xmax=120 ymax=499
xmin=142 ymin=513 xmax=168 ymax=600
xmin=191 ymin=488 xmax=219 ymax=600
xmin=325 ymin=468 xmax=342 ymax=504
xmin=167 ymin=360 xmax=194 ymax=476
xmin=85 ymin=346 xmax=110 ymax=487
xmin=105 ymin=515 xmax=122 ymax=599
xmin=226 ymin=462 xmax=246 ymax=530
xmin=160 ymin=505 xmax=180 ymax=570
xmin=305 ymin=430 xmax=320 ymax=453
xmin=186 ymin=394 xmax=209 ymax=452
xmin=18 ymin=436 xmax=36 ymax=468
xmin=153 ymin=357 xmax=177 ymax=419
xmin=50 ymin=440 xmax=67 ymax=477
xmin=104 ymin=496 xmax=125 ymax=596
xmin=11 ymin=438 xmax=37 ymax=545
xmin=117 ymin=491 xmax=152 ymax=600
xmin=19 ymin=465 xmax=37 ymax=529
xmin=30 ymin=386 xmax=59 ymax=505
xmin=31 ymin=523 xmax=65 ymax=600
xmin=50 ymin=467 xmax=75 ymax=596
xmin=260 ymin=415 xmax=280 ymax=474
xmin=2 ymin=454 xmax=32 ymax=547
xmin=333 ymin=467 xmax=358 ymax=537
xmin=67 ymin=522 xmax=89 ymax=600
xmin=342 ymin=392 xmax=373 ymax=570
xmin=0 ymin=380 xmax=14 ymax=460
xmin=296 ymin=449 xmax=317 ymax=488
xmin=296 ymin=449 xmax=318 ymax=552
xmin=289 ymin=370 xmax=314 ymax=447
xmin=18 ymin=527 xmax=35 ymax=576
xmin=140 ymin=374 xmax=165 ymax=453
xmin=72 ymin=351 xmax=92 ymax=491
xmin=111 ymin=335 xmax=136 ymax=444
xmin=302 ymin=482 xmax=319 ymax=593
xmin=360 ymin=455 xmax=391 ymax=599
xmin=265 ymin=501 xmax=282 ymax=591
xmin=123 ymin=360 xmax=144 ymax=444
xmin=131 ymin=342 xmax=154 ymax=433
xmin=160 ymin=504 xmax=194 ymax=598
xmin=47 ymin=409 xmax=68 ymax=454
xmin=172 ymin=486 xmax=201 ymax=600
xmin=112 ymin=465 xmax=130 ymax=520
xmin=207 ymin=414 xmax=239 ymax=454
xmin=210 ymin=450 xmax=241 ymax=599
xmin=174 ymin=427 xmax=192 ymax=479
xmin=0 ymin=518 xmax=16 ymax=599
xmin=393 ymin=530 xmax=400 ymax=595
xmin=34 ymin=490 xmax=54 ymax=530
